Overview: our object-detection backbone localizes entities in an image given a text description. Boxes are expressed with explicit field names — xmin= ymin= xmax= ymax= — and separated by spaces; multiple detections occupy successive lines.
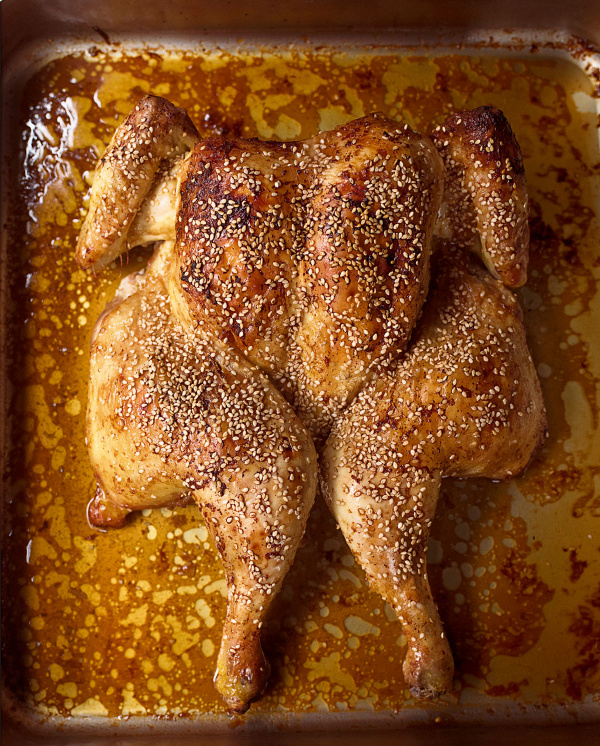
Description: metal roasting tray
xmin=2 ymin=1 xmax=600 ymax=744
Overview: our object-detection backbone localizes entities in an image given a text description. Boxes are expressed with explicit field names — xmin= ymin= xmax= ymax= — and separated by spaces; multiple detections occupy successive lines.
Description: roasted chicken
xmin=77 ymin=96 xmax=200 ymax=270
xmin=76 ymin=95 xmax=545 ymax=709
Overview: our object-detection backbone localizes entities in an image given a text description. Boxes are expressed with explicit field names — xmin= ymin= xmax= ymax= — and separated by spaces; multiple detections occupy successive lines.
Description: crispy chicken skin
xmin=76 ymin=96 xmax=200 ymax=270
xmin=321 ymin=246 xmax=547 ymax=696
xmin=87 ymin=241 xmax=317 ymax=712
xmin=431 ymin=106 xmax=529 ymax=288
xmin=76 ymin=95 xmax=545 ymax=708
xmin=176 ymin=115 xmax=444 ymax=440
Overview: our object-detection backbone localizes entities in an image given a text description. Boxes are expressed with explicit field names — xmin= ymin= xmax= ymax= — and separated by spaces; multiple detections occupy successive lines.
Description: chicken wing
xmin=432 ymin=106 xmax=529 ymax=287
xmin=76 ymin=95 xmax=200 ymax=270
xmin=87 ymin=241 xmax=317 ymax=712
xmin=321 ymin=246 xmax=547 ymax=697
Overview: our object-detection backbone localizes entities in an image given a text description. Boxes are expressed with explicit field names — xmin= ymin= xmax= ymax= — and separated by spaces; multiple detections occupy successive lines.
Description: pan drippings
xmin=2 ymin=45 xmax=599 ymax=723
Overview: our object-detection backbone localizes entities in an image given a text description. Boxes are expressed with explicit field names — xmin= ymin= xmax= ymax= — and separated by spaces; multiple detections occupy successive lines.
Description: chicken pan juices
xmin=2 ymin=46 xmax=600 ymax=726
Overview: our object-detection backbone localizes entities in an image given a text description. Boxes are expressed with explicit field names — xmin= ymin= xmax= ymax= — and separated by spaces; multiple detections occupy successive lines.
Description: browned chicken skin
xmin=176 ymin=119 xmax=443 ymax=440
xmin=76 ymin=95 xmax=545 ymax=709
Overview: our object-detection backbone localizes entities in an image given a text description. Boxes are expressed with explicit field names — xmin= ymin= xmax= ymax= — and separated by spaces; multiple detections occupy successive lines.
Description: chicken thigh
xmin=86 ymin=241 xmax=317 ymax=711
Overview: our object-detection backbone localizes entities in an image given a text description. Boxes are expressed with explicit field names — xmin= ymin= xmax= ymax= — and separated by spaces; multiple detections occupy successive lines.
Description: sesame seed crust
xmin=176 ymin=113 xmax=444 ymax=443
xmin=431 ymin=106 xmax=529 ymax=288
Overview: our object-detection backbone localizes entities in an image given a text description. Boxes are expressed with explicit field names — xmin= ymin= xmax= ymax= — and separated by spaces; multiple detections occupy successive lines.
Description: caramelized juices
xmin=2 ymin=46 xmax=599 ymax=721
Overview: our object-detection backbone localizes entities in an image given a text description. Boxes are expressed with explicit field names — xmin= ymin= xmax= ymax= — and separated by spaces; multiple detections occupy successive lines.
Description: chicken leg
xmin=87 ymin=241 xmax=317 ymax=711
xmin=321 ymin=246 xmax=547 ymax=696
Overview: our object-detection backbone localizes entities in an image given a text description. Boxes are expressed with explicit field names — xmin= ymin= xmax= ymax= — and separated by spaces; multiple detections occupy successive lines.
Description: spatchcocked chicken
xmin=76 ymin=95 xmax=546 ymax=711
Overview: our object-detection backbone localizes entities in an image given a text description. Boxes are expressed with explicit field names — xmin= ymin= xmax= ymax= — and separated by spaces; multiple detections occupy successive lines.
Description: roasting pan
xmin=2 ymin=1 xmax=600 ymax=744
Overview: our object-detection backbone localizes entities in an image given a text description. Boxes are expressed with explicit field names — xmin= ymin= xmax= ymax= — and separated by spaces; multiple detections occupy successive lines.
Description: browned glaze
xmin=1 ymin=45 xmax=599 ymax=723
